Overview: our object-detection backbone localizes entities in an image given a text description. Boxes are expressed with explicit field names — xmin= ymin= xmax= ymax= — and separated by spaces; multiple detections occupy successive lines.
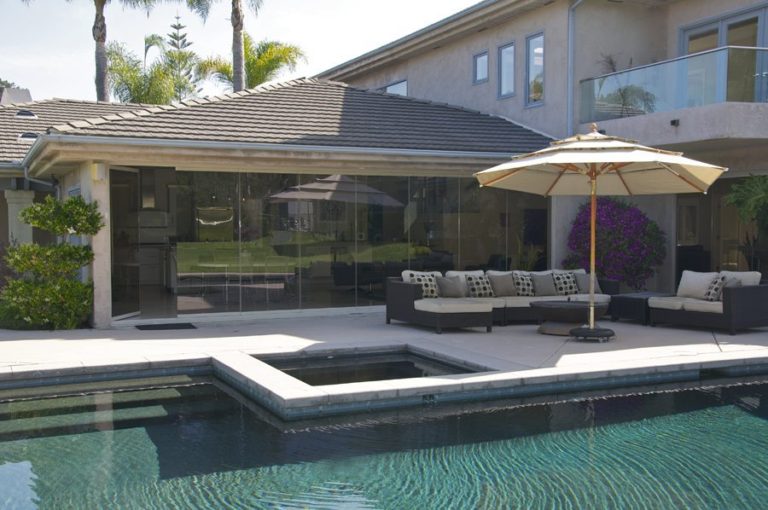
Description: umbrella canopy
xmin=475 ymin=124 xmax=727 ymax=333
xmin=270 ymin=175 xmax=404 ymax=208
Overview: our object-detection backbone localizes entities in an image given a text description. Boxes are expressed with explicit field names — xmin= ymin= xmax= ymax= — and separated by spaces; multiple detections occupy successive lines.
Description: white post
xmin=80 ymin=162 xmax=112 ymax=329
xmin=4 ymin=190 xmax=35 ymax=245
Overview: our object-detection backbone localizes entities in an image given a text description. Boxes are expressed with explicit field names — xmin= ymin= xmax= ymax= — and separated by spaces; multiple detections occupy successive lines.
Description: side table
xmin=610 ymin=292 xmax=673 ymax=325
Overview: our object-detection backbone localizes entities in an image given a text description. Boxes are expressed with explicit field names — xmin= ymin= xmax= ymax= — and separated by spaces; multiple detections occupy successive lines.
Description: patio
xmin=1 ymin=312 xmax=767 ymax=415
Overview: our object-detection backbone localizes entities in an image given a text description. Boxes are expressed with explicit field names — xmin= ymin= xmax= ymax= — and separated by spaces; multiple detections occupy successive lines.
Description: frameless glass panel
xmin=110 ymin=169 xmax=140 ymax=319
xmin=687 ymin=28 xmax=718 ymax=54
xmin=499 ymin=43 xmax=515 ymax=97
xmin=726 ymin=17 xmax=760 ymax=101
xmin=239 ymin=173 xmax=300 ymax=312
xmin=407 ymin=177 xmax=457 ymax=274
xmin=385 ymin=81 xmax=407 ymax=96
xmin=458 ymin=181 xmax=507 ymax=271
xmin=510 ymin=192 xmax=548 ymax=271
xmin=526 ymin=34 xmax=544 ymax=105
xmin=474 ymin=53 xmax=488 ymax=83
xmin=354 ymin=176 xmax=409 ymax=306
xmin=291 ymin=174 xmax=359 ymax=309
xmin=174 ymin=172 xmax=240 ymax=315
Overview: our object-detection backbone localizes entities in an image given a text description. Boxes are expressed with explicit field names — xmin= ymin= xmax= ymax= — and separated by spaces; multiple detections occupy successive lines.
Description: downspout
xmin=553 ymin=0 xmax=585 ymax=269
xmin=566 ymin=0 xmax=585 ymax=136
xmin=23 ymin=165 xmax=56 ymax=189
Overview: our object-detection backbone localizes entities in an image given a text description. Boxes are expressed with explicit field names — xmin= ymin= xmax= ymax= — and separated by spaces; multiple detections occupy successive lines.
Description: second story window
xmin=498 ymin=42 xmax=515 ymax=98
xmin=473 ymin=51 xmax=488 ymax=84
xmin=526 ymin=33 xmax=544 ymax=105
xmin=385 ymin=80 xmax=408 ymax=96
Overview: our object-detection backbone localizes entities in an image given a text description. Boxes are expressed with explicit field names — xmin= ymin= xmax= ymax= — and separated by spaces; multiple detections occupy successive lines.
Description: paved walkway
xmin=1 ymin=311 xmax=767 ymax=376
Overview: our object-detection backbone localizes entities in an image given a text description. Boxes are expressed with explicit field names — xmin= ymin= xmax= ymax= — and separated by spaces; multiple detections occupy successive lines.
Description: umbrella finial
xmin=590 ymin=123 xmax=599 ymax=133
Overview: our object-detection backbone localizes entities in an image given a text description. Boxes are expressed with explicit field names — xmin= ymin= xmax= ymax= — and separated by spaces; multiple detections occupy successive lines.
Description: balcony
xmin=580 ymin=46 xmax=768 ymax=123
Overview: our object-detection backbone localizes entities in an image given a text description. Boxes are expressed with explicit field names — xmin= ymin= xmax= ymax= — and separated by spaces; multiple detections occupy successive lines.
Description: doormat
xmin=135 ymin=323 xmax=197 ymax=331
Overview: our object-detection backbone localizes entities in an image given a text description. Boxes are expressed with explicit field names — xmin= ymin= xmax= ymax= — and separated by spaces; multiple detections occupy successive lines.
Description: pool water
xmin=1 ymin=378 xmax=768 ymax=509
xmin=263 ymin=351 xmax=475 ymax=386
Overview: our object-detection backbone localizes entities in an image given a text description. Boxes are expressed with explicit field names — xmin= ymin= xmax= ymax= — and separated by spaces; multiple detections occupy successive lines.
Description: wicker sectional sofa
xmin=648 ymin=270 xmax=768 ymax=334
xmin=386 ymin=269 xmax=619 ymax=333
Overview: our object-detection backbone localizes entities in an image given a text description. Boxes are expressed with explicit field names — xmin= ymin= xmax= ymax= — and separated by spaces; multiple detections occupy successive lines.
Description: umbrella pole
xmin=589 ymin=173 xmax=597 ymax=330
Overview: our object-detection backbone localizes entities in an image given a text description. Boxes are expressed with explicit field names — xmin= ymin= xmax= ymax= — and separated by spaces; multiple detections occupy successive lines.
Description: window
xmin=526 ymin=33 xmax=544 ymax=105
xmin=384 ymin=80 xmax=408 ymax=96
xmin=473 ymin=51 xmax=488 ymax=84
xmin=498 ymin=42 xmax=515 ymax=98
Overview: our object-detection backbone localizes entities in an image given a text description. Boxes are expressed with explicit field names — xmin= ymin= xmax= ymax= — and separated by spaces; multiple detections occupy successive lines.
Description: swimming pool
xmin=1 ymin=377 xmax=767 ymax=509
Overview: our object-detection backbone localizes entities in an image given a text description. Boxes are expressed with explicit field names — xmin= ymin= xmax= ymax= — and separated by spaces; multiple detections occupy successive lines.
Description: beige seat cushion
xmin=677 ymin=270 xmax=719 ymax=299
xmin=414 ymin=298 xmax=492 ymax=314
xmin=567 ymin=293 xmax=612 ymax=304
xmin=504 ymin=295 xmax=564 ymax=308
xmin=682 ymin=300 xmax=723 ymax=314
xmin=648 ymin=296 xmax=690 ymax=310
xmin=720 ymin=271 xmax=762 ymax=287
xmin=471 ymin=297 xmax=507 ymax=309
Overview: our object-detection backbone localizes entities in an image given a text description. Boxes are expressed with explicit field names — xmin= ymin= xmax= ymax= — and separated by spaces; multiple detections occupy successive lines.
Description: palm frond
xmin=184 ymin=0 xmax=213 ymax=20
xmin=197 ymin=57 xmax=234 ymax=87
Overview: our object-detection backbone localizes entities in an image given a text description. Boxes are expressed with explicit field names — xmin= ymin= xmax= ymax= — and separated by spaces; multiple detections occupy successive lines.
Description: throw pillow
xmin=574 ymin=273 xmax=603 ymax=294
xmin=532 ymin=274 xmax=557 ymax=296
xmin=402 ymin=270 xmax=439 ymax=298
xmin=553 ymin=272 xmax=579 ymax=296
xmin=512 ymin=271 xmax=534 ymax=297
xmin=677 ymin=270 xmax=719 ymax=299
xmin=704 ymin=274 xmax=727 ymax=302
xmin=466 ymin=274 xmax=495 ymax=298
xmin=488 ymin=273 xmax=516 ymax=296
xmin=436 ymin=276 xmax=464 ymax=298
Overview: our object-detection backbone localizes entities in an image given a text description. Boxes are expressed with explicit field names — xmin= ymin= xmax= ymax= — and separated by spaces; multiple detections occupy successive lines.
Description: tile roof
xmin=0 ymin=99 xmax=145 ymax=164
xmin=48 ymin=79 xmax=552 ymax=154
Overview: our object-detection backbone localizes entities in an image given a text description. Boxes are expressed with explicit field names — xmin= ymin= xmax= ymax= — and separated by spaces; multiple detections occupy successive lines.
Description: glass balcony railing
xmin=580 ymin=46 xmax=768 ymax=123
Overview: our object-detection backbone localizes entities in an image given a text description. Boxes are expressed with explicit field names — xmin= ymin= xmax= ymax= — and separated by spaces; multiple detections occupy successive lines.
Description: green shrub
xmin=0 ymin=195 xmax=103 ymax=330
xmin=20 ymin=195 xmax=103 ymax=237
xmin=5 ymin=244 xmax=94 ymax=279
xmin=0 ymin=279 xmax=93 ymax=330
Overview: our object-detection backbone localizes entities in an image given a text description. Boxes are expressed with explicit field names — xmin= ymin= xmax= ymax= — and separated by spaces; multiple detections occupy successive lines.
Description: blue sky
xmin=1 ymin=0 xmax=479 ymax=101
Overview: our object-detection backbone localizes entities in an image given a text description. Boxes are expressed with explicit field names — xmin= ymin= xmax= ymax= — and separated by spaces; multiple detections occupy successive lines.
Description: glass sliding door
xmin=174 ymin=172 xmax=241 ymax=315
xmin=110 ymin=169 xmax=141 ymax=319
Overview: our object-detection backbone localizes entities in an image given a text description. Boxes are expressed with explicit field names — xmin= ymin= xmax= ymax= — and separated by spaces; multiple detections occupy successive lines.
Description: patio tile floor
xmin=0 ymin=311 xmax=766 ymax=413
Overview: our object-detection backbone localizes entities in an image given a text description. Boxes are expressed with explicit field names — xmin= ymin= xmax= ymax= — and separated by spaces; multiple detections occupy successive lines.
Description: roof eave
xmin=26 ymin=134 xmax=519 ymax=179
xmin=317 ymin=0 xmax=545 ymax=81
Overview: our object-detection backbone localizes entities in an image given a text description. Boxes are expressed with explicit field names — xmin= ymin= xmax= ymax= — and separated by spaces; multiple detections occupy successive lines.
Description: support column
xmin=80 ymin=162 xmax=112 ymax=329
xmin=4 ymin=190 xmax=35 ymax=245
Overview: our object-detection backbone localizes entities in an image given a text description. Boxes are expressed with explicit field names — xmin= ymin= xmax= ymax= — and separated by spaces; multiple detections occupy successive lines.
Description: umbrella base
xmin=570 ymin=326 xmax=615 ymax=342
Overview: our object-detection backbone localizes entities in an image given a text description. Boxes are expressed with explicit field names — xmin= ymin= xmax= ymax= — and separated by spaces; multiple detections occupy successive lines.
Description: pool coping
xmin=3 ymin=342 xmax=768 ymax=421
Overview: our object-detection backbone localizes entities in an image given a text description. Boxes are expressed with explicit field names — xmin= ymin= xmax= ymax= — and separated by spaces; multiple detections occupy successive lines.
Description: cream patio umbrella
xmin=475 ymin=124 xmax=727 ymax=339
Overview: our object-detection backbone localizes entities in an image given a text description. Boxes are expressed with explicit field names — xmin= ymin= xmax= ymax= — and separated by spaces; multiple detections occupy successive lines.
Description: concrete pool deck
xmin=1 ymin=312 xmax=767 ymax=418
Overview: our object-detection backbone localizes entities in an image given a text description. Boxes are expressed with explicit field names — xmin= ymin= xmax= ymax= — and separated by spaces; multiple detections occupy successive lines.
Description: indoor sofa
xmin=648 ymin=270 xmax=768 ymax=334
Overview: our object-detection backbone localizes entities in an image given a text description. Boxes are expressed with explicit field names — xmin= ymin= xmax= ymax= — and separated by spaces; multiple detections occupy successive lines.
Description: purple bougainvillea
xmin=562 ymin=197 xmax=666 ymax=290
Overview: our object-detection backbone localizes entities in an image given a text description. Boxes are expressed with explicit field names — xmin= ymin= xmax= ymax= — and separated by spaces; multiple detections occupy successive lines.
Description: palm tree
xmin=108 ymin=17 xmax=203 ymax=104
xmin=21 ymin=1 xmax=204 ymax=101
xmin=106 ymin=42 xmax=175 ymax=104
xmin=185 ymin=0 xmax=263 ymax=92
xmin=198 ymin=33 xmax=304 ymax=90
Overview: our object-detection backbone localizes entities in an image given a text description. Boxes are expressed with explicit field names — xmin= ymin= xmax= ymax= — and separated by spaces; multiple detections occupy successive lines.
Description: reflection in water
xmin=2 ymin=381 xmax=768 ymax=508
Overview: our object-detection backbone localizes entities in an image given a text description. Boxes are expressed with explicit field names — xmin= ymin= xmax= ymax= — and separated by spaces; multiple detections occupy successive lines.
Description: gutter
xmin=566 ymin=0 xmax=585 ymax=135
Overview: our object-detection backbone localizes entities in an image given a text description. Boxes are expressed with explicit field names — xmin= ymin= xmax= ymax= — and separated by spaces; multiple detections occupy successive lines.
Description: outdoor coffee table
xmin=530 ymin=300 xmax=609 ymax=336
xmin=609 ymin=292 xmax=673 ymax=325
